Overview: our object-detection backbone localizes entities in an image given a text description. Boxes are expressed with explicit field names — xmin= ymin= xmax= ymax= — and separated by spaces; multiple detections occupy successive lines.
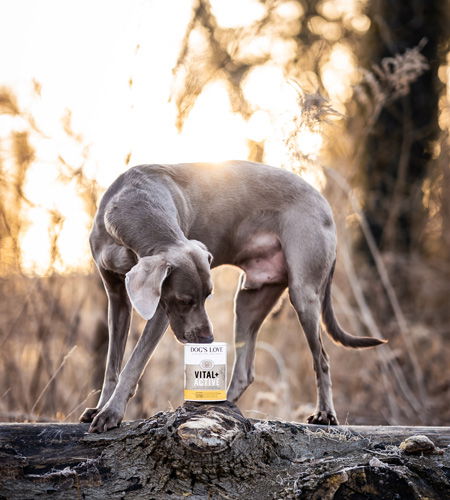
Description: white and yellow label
xmin=184 ymin=343 xmax=227 ymax=401
xmin=184 ymin=390 xmax=227 ymax=401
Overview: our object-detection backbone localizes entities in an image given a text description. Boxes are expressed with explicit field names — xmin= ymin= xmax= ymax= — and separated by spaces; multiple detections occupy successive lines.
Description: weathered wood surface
xmin=1 ymin=401 xmax=449 ymax=499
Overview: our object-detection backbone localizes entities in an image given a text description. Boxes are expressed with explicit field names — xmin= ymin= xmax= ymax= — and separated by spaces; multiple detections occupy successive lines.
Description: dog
xmin=80 ymin=161 xmax=385 ymax=432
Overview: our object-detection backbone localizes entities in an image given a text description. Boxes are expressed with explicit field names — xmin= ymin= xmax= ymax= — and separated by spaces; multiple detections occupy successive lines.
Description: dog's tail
xmin=321 ymin=260 xmax=387 ymax=348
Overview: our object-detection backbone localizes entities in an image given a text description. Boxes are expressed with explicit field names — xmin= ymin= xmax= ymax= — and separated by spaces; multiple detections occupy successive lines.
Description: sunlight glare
xmin=274 ymin=1 xmax=304 ymax=20
xmin=295 ymin=129 xmax=324 ymax=157
xmin=1 ymin=0 xmax=349 ymax=275
xmin=20 ymin=161 xmax=92 ymax=274
xmin=19 ymin=208 xmax=51 ymax=275
xmin=177 ymin=81 xmax=248 ymax=162
xmin=321 ymin=44 xmax=356 ymax=102
xmin=243 ymin=65 xmax=298 ymax=112
xmin=319 ymin=0 xmax=358 ymax=19
xmin=349 ymin=15 xmax=371 ymax=33
xmin=247 ymin=110 xmax=272 ymax=142
xmin=308 ymin=17 xmax=342 ymax=41
xmin=56 ymin=212 xmax=91 ymax=273
xmin=210 ymin=0 xmax=266 ymax=28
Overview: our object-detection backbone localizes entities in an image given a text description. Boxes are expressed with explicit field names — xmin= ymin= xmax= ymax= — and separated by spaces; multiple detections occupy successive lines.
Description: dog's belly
xmin=236 ymin=233 xmax=288 ymax=290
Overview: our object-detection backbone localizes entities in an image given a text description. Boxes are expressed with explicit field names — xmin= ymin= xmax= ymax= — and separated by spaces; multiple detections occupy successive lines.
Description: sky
xmin=0 ymin=0 xmax=352 ymax=274
xmin=0 ymin=0 xmax=273 ymax=174
xmin=2 ymin=1 xmax=204 ymax=172
xmin=1 ymin=0 xmax=244 ymax=272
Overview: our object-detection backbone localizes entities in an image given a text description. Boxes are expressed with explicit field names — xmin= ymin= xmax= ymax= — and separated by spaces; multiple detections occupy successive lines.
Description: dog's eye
xmin=179 ymin=298 xmax=194 ymax=306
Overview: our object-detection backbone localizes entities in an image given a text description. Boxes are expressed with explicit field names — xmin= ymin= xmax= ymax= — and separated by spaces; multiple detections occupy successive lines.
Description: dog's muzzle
xmin=184 ymin=326 xmax=214 ymax=344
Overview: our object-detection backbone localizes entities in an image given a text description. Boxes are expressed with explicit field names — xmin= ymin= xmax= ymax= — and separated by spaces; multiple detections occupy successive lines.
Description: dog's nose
xmin=196 ymin=334 xmax=214 ymax=344
xmin=186 ymin=325 xmax=213 ymax=344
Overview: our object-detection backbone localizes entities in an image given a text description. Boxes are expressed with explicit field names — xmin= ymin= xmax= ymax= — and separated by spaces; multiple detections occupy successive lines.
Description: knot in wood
xmin=177 ymin=408 xmax=244 ymax=452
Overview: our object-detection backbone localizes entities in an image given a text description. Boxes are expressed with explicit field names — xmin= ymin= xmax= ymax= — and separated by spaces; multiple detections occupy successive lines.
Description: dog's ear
xmin=125 ymin=256 xmax=172 ymax=320
xmin=189 ymin=240 xmax=213 ymax=266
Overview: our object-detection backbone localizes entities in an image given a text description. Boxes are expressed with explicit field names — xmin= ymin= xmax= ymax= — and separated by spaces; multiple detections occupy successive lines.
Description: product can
xmin=184 ymin=342 xmax=227 ymax=401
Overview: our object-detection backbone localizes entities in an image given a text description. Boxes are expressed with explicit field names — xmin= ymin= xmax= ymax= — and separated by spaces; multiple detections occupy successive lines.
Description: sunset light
xmin=2 ymin=0 xmax=449 ymax=481
xmin=1 ymin=0 xmax=362 ymax=275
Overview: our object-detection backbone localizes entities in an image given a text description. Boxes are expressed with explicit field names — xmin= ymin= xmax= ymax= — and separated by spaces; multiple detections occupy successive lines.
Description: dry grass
xmin=1 ymin=253 xmax=448 ymax=426
xmin=353 ymin=39 xmax=430 ymax=129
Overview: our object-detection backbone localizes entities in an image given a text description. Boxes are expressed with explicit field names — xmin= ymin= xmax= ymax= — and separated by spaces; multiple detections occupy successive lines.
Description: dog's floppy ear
xmin=189 ymin=239 xmax=213 ymax=266
xmin=125 ymin=256 xmax=172 ymax=320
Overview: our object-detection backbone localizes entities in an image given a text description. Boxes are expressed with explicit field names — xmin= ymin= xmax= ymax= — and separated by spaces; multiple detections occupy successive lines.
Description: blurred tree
xmin=172 ymin=0 xmax=364 ymax=159
xmin=173 ymin=0 xmax=449 ymax=254
xmin=0 ymin=89 xmax=34 ymax=273
xmin=173 ymin=0 xmax=450 ymax=283
xmin=0 ymin=86 xmax=108 ymax=405
xmin=354 ymin=0 xmax=449 ymax=259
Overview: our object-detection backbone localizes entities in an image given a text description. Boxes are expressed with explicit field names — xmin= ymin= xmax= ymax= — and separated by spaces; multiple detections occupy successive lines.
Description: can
xmin=184 ymin=342 xmax=227 ymax=401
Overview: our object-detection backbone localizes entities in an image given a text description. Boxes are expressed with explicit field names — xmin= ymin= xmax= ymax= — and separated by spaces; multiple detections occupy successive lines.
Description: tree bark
xmin=1 ymin=402 xmax=449 ymax=499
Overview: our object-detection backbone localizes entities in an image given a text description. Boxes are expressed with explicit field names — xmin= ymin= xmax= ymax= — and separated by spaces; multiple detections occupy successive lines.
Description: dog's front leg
xmin=228 ymin=275 xmax=285 ymax=402
xmin=89 ymin=305 xmax=168 ymax=433
xmin=80 ymin=269 xmax=132 ymax=424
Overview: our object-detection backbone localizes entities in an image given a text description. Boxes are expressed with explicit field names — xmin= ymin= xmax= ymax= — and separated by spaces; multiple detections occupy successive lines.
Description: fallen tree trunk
xmin=0 ymin=402 xmax=449 ymax=499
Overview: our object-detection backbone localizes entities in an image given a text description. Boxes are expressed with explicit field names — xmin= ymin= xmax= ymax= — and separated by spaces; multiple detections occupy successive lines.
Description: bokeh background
xmin=1 ymin=0 xmax=449 ymax=426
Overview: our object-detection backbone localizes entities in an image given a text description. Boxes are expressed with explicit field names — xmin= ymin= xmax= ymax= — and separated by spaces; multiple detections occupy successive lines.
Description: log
xmin=0 ymin=402 xmax=449 ymax=499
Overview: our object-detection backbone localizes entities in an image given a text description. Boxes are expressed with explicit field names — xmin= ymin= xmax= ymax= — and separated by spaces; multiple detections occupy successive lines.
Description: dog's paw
xmin=307 ymin=410 xmax=339 ymax=425
xmin=79 ymin=407 xmax=101 ymax=423
xmin=88 ymin=406 xmax=123 ymax=433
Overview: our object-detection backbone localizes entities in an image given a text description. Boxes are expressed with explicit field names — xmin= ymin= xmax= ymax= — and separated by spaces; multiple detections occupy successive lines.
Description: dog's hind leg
xmin=228 ymin=274 xmax=285 ymax=403
xmin=80 ymin=267 xmax=132 ymax=423
xmin=282 ymin=219 xmax=339 ymax=425
xmin=289 ymin=283 xmax=338 ymax=425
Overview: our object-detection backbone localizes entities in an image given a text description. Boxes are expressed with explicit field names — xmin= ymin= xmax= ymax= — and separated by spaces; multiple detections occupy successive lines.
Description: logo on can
xmin=184 ymin=342 xmax=227 ymax=401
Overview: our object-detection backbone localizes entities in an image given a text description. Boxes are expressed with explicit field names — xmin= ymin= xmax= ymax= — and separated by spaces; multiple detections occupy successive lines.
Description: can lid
xmin=184 ymin=342 xmax=227 ymax=347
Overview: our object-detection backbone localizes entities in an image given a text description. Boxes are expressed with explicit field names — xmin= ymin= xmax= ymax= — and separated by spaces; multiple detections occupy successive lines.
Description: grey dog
xmin=80 ymin=161 xmax=385 ymax=432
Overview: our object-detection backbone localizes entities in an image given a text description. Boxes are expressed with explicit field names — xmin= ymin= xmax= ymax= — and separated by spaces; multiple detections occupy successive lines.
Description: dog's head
xmin=125 ymin=240 xmax=214 ymax=343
